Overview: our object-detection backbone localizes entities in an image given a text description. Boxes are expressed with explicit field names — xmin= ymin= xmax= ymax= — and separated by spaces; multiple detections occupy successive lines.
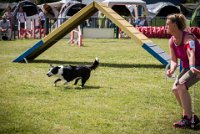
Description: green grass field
xmin=0 ymin=38 xmax=200 ymax=134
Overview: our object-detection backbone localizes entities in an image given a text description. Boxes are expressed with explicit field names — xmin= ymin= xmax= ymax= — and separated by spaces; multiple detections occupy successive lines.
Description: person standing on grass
xmin=4 ymin=6 xmax=14 ymax=39
xmin=166 ymin=13 xmax=200 ymax=128
xmin=38 ymin=8 xmax=46 ymax=29
xmin=16 ymin=6 xmax=27 ymax=38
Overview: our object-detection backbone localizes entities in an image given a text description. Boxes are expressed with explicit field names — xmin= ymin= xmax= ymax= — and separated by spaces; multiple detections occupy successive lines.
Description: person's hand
xmin=166 ymin=69 xmax=174 ymax=77
xmin=190 ymin=67 xmax=200 ymax=78
xmin=190 ymin=67 xmax=200 ymax=73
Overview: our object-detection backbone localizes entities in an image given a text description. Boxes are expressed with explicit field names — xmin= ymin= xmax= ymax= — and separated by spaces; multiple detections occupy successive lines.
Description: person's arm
xmin=192 ymin=68 xmax=200 ymax=74
xmin=39 ymin=12 xmax=42 ymax=20
xmin=24 ymin=12 xmax=27 ymax=19
xmin=7 ymin=20 xmax=11 ymax=29
xmin=185 ymin=35 xmax=196 ymax=73
xmin=0 ymin=21 xmax=2 ymax=30
xmin=167 ymin=38 xmax=178 ymax=77
xmin=169 ymin=46 xmax=178 ymax=73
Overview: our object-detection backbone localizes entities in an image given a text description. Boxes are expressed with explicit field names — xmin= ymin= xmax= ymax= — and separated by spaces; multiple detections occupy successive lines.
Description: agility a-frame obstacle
xmin=13 ymin=1 xmax=170 ymax=65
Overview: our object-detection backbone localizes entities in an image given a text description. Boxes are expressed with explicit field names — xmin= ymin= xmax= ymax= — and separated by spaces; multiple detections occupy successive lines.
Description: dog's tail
xmin=89 ymin=57 xmax=99 ymax=70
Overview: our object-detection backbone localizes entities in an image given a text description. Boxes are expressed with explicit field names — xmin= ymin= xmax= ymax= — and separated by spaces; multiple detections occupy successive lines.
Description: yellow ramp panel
xmin=28 ymin=2 xmax=98 ymax=59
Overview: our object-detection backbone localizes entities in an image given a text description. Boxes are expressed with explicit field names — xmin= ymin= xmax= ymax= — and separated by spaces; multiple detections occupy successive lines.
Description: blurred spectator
xmin=4 ymin=6 xmax=14 ymax=39
xmin=128 ymin=16 xmax=135 ymax=26
xmin=134 ymin=17 xmax=141 ymax=26
xmin=38 ymin=8 xmax=46 ymax=28
xmin=98 ymin=12 xmax=106 ymax=28
xmin=16 ymin=6 xmax=27 ymax=38
xmin=138 ymin=16 xmax=148 ymax=26
xmin=17 ymin=6 xmax=27 ymax=28
xmin=0 ymin=15 xmax=11 ymax=40
xmin=134 ymin=16 xmax=148 ymax=26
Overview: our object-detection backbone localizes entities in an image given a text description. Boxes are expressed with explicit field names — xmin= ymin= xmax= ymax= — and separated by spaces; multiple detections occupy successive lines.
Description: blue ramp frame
xmin=142 ymin=43 xmax=170 ymax=66
xmin=13 ymin=40 xmax=44 ymax=62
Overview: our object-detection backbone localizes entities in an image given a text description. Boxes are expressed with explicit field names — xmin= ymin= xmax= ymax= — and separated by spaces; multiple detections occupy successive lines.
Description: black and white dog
xmin=47 ymin=58 xmax=99 ymax=87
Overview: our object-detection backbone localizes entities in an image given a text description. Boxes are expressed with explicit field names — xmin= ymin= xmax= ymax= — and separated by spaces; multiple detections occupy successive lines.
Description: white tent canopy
xmin=102 ymin=0 xmax=148 ymax=18
xmin=147 ymin=2 xmax=180 ymax=19
xmin=102 ymin=0 xmax=146 ymax=7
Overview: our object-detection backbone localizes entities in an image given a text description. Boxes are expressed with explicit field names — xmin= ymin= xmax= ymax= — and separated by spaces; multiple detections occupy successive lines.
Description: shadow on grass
xmin=30 ymin=59 xmax=164 ymax=69
xmin=74 ymin=85 xmax=101 ymax=90
xmin=56 ymin=85 xmax=101 ymax=91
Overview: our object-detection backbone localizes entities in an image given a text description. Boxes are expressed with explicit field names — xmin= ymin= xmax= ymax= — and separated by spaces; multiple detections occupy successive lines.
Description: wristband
xmin=190 ymin=65 xmax=195 ymax=69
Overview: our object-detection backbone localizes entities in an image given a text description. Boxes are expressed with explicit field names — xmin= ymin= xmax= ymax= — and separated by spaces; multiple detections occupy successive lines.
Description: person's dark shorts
xmin=173 ymin=66 xmax=200 ymax=90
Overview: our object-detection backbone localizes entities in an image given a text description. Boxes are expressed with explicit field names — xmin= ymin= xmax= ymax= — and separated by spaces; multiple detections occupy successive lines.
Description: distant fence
xmin=12 ymin=18 xmax=46 ymax=39
xmin=45 ymin=16 xmax=200 ymax=31
xmin=45 ymin=16 xmax=200 ymax=39
xmin=2 ymin=16 xmax=199 ymax=40
xmin=46 ymin=16 xmax=149 ymax=30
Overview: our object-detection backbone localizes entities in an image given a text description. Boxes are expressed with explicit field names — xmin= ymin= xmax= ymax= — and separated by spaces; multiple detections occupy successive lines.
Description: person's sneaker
xmin=191 ymin=114 xmax=200 ymax=127
xmin=173 ymin=116 xmax=191 ymax=128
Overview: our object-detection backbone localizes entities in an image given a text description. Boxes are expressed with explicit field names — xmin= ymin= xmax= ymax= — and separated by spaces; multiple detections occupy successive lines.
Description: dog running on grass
xmin=47 ymin=58 xmax=99 ymax=88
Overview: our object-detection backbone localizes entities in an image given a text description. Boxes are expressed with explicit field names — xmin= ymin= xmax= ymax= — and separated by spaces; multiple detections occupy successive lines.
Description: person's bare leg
xmin=177 ymin=84 xmax=192 ymax=118
xmin=172 ymin=89 xmax=182 ymax=107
